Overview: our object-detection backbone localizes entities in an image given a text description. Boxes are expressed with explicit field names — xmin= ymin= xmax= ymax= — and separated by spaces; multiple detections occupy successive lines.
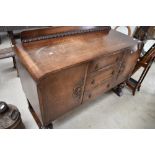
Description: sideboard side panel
xmin=16 ymin=57 xmax=43 ymax=124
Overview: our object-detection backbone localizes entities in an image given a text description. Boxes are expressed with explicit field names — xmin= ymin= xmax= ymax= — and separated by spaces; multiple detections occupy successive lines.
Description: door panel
xmin=38 ymin=63 xmax=88 ymax=123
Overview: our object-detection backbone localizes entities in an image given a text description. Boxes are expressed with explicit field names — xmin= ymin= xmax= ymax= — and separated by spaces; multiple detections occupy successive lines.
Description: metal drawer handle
xmin=88 ymin=94 xmax=92 ymax=98
xmin=91 ymin=79 xmax=95 ymax=85
xmin=107 ymin=84 xmax=110 ymax=88
xmin=95 ymin=64 xmax=99 ymax=70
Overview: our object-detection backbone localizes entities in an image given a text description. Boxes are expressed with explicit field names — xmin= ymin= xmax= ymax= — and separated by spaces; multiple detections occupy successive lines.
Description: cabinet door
xmin=38 ymin=63 xmax=88 ymax=123
xmin=116 ymin=49 xmax=139 ymax=84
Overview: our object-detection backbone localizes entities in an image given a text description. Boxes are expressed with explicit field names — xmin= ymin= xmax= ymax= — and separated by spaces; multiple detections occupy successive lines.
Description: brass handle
xmin=88 ymin=94 xmax=92 ymax=98
xmin=91 ymin=79 xmax=95 ymax=85
xmin=95 ymin=64 xmax=99 ymax=70
xmin=107 ymin=84 xmax=110 ymax=88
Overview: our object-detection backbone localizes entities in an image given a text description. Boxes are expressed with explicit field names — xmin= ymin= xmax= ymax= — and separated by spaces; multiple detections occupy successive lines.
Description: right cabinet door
xmin=116 ymin=48 xmax=140 ymax=85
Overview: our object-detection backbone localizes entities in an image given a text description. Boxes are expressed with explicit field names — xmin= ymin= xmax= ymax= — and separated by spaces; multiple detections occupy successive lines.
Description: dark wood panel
xmin=38 ymin=63 xmax=88 ymax=124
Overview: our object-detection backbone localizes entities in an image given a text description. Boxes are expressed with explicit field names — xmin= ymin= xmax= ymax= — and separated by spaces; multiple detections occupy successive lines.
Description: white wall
xmin=111 ymin=26 xmax=136 ymax=36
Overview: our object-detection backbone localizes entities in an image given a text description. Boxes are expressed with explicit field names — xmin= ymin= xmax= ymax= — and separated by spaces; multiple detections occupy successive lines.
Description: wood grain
xmin=15 ymin=27 xmax=140 ymax=128
xmin=15 ymin=28 xmax=138 ymax=82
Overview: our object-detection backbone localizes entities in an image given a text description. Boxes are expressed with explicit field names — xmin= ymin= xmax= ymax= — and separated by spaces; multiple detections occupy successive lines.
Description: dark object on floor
xmin=112 ymin=83 xmax=125 ymax=97
xmin=126 ymin=43 xmax=155 ymax=95
xmin=0 ymin=101 xmax=25 ymax=129
xmin=14 ymin=26 xmax=139 ymax=128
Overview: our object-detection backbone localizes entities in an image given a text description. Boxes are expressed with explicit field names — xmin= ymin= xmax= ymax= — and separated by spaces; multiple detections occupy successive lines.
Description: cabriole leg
xmin=113 ymin=83 xmax=125 ymax=97
xmin=12 ymin=56 xmax=16 ymax=69
xmin=41 ymin=123 xmax=53 ymax=129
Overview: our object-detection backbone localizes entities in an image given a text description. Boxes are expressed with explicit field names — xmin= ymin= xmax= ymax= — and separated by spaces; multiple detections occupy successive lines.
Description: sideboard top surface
xmin=15 ymin=29 xmax=139 ymax=82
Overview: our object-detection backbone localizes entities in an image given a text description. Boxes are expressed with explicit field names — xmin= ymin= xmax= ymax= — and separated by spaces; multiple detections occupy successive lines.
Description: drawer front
xmin=83 ymin=78 xmax=112 ymax=102
xmin=85 ymin=66 xmax=114 ymax=91
xmin=88 ymin=52 xmax=122 ymax=73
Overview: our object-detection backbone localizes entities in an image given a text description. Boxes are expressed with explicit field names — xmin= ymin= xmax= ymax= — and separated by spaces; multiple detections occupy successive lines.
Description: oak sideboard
xmin=14 ymin=27 xmax=140 ymax=128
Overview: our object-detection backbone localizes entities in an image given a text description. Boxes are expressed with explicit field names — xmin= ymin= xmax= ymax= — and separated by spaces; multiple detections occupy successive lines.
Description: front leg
xmin=41 ymin=123 xmax=53 ymax=129
xmin=113 ymin=83 xmax=125 ymax=97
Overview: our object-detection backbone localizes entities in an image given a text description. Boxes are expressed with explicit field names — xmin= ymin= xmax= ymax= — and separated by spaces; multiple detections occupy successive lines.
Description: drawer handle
xmin=107 ymin=84 xmax=110 ymax=88
xmin=88 ymin=94 xmax=92 ymax=98
xmin=94 ymin=64 xmax=99 ymax=70
xmin=91 ymin=79 xmax=95 ymax=85
xmin=116 ymin=57 xmax=119 ymax=62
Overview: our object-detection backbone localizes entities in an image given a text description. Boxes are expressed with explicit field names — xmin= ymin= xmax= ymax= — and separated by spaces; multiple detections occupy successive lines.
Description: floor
xmin=0 ymin=30 xmax=155 ymax=129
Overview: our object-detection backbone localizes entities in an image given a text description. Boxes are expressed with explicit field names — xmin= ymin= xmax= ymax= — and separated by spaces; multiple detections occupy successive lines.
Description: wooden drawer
xmin=88 ymin=51 xmax=122 ymax=73
xmin=85 ymin=66 xmax=114 ymax=91
xmin=83 ymin=78 xmax=112 ymax=102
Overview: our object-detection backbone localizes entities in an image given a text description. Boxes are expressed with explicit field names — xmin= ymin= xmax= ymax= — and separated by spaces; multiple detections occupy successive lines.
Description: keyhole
xmin=91 ymin=79 xmax=95 ymax=85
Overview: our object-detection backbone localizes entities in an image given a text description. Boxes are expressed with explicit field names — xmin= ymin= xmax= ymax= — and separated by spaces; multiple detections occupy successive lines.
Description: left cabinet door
xmin=38 ymin=63 xmax=88 ymax=124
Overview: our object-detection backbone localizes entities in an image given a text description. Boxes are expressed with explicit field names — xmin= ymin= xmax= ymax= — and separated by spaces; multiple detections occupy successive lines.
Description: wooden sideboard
xmin=14 ymin=27 xmax=140 ymax=128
